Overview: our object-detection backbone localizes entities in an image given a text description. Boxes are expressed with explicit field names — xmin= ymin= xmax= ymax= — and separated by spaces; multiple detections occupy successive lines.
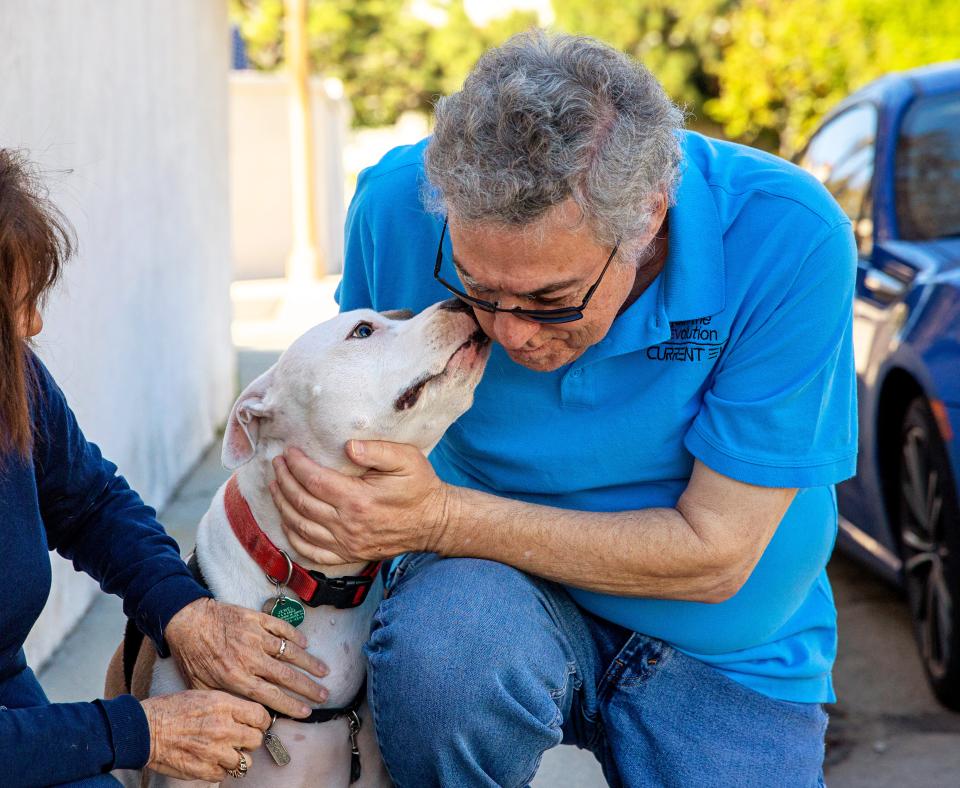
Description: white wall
xmin=0 ymin=0 xmax=235 ymax=668
xmin=230 ymin=72 xmax=348 ymax=280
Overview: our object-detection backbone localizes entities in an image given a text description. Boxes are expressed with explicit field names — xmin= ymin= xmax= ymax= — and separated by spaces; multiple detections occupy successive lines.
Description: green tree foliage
xmin=551 ymin=0 xmax=732 ymax=121
xmin=231 ymin=0 xmax=960 ymax=153
xmin=705 ymin=0 xmax=960 ymax=155
xmin=230 ymin=0 xmax=536 ymax=128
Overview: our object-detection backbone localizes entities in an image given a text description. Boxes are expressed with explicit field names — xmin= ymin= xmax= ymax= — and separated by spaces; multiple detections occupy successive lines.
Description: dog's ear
xmin=222 ymin=367 xmax=275 ymax=470
xmin=381 ymin=308 xmax=414 ymax=321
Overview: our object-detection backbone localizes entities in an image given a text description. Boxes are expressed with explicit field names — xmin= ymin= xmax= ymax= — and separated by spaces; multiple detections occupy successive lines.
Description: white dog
xmin=129 ymin=299 xmax=489 ymax=787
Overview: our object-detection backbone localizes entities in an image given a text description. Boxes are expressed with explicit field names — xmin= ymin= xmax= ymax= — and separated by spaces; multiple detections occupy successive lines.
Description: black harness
xmin=123 ymin=552 xmax=368 ymax=782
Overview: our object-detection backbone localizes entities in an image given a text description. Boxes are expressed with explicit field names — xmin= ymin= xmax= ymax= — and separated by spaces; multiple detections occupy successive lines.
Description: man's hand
xmin=269 ymin=441 xmax=454 ymax=565
xmin=164 ymin=597 xmax=329 ymax=718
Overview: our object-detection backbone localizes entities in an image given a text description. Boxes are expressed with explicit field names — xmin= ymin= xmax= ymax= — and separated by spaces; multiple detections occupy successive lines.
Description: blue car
xmin=797 ymin=61 xmax=960 ymax=708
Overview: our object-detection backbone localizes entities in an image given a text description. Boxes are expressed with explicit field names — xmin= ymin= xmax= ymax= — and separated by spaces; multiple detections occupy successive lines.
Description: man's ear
xmin=222 ymin=366 xmax=275 ymax=470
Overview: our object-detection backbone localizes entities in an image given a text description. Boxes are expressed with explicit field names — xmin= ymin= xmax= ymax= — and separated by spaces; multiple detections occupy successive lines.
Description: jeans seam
xmin=385 ymin=552 xmax=423 ymax=597
xmin=366 ymin=647 xmax=404 ymax=788
xmin=517 ymin=699 xmax=564 ymax=788
xmin=597 ymin=634 xmax=643 ymax=699
xmin=591 ymin=726 xmax=623 ymax=788
xmin=601 ymin=634 xmax=672 ymax=694
xmin=587 ymin=718 xmax=609 ymax=761
xmin=548 ymin=662 xmax=577 ymax=700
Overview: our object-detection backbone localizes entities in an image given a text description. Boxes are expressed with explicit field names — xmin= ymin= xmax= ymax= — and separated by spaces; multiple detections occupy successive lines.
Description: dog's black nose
xmin=438 ymin=297 xmax=470 ymax=313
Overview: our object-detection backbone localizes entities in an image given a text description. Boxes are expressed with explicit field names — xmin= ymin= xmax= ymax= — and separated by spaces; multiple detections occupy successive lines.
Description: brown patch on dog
xmin=104 ymin=640 xmax=156 ymax=701
xmin=105 ymin=636 xmax=158 ymax=787
xmin=380 ymin=309 xmax=414 ymax=321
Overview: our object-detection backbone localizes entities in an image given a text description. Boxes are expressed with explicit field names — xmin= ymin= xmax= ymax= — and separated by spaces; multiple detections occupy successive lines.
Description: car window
xmin=896 ymin=92 xmax=960 ymax=241
xmin=799 ymin=104 xmax=877 ymax=256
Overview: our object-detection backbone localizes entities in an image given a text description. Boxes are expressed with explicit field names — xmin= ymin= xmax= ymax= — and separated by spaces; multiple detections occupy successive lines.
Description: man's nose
xmin=491 ymin=310 xmax=540 ymax=350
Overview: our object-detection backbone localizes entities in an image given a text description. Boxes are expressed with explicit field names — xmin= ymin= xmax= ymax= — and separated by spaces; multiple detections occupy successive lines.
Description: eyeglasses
xmin=432 ymin=218 xmax=621 ymax=324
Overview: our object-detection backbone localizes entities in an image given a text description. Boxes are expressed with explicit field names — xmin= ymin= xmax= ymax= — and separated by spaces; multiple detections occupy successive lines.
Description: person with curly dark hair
xmin=0 ymin=149 xmax=329 ymax=786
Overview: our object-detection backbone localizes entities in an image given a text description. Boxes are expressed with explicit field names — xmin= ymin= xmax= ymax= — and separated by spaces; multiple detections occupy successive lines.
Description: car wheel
xmin=898 ymin=397 xmax=960 ymax=709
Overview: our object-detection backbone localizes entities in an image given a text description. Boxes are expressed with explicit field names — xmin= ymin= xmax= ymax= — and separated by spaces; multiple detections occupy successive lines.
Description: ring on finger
xmin=227 ymin=748 xmax=248 ymax=779
xmin=276 ymin=638 xmax=288 ymax=660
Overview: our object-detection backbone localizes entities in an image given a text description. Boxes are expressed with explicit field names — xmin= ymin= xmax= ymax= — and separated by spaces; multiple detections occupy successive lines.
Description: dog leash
xmin=269 ymin=675 xmax=367 ymax=782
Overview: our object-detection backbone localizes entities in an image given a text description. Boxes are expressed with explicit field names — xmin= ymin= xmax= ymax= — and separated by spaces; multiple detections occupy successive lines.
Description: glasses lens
xmin=528 ymin=310 xmax=582 ymax=324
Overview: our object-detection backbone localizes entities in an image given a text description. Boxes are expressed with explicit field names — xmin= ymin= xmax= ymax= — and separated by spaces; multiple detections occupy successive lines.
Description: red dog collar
xmin=224 ymin=475 xmax=382 ymax=608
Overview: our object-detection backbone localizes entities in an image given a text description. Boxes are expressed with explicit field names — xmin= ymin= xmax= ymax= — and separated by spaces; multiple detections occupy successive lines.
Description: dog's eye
xmin=349 ymin=321 xmax=375 ymax=339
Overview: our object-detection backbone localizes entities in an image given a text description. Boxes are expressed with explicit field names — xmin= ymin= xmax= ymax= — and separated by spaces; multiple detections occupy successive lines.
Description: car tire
xmin=898 ymin=397 xmax=960 ymax=709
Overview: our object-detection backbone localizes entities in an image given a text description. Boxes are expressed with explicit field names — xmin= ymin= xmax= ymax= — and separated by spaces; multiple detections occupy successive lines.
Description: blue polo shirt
xmin=337 ymin=131 xmax=858 ymax=703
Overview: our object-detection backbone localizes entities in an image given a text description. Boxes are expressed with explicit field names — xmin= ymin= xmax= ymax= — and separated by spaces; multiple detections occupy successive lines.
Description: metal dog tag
xmin=261 ymin=595 xmax=305 ymax=628
xmin=264 ymin=730 xmax=291 ymax=767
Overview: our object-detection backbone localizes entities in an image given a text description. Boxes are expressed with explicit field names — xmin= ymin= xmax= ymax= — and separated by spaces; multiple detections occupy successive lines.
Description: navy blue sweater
xmin=0 ymin=353 xmax=212 ymax=787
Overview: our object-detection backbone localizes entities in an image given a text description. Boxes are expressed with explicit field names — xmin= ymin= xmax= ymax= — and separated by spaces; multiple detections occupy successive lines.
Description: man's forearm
xmin=434 ymin=485 xmax=744 ymax=603
xmin=271 ymin=446 xmax=792 ymax=599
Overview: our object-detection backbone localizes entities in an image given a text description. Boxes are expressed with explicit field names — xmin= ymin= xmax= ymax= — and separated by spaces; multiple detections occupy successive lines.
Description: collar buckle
xmin=304 ymin=570 xmax=376 ymax=608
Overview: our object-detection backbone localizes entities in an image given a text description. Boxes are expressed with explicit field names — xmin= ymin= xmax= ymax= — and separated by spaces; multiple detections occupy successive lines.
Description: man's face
xmin=447 ymin=199 xmax=657 ymax=372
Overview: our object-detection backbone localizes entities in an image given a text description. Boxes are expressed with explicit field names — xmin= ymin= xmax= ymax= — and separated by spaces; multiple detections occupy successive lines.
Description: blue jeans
xmin=364 ymin=554 xmax=828 ymax=788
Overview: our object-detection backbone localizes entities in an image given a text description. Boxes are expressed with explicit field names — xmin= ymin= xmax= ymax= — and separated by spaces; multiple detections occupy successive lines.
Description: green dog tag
xmin=265 ymin=596 xmax=305 ymax=628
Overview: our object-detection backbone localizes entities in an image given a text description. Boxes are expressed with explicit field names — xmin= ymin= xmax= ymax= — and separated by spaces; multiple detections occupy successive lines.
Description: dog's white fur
xmin=141 ymin=301 xmax=489 ymax=787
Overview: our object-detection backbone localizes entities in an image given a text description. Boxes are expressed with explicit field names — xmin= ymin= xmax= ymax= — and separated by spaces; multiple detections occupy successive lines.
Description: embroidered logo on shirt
xmin=647 ymin=317 xmax=727 ymax=363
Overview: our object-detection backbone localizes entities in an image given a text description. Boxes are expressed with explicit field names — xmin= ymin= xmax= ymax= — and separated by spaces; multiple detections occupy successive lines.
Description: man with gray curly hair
xmin=272 ymin=30 xmax=856 ymax=786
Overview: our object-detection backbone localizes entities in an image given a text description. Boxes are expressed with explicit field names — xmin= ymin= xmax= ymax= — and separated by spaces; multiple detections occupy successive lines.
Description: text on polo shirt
xmin=647 ymin=317 xmax=726 ymax=363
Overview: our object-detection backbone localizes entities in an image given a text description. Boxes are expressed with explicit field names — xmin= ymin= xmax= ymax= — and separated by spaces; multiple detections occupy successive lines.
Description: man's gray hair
xmin=424 ymin=30 xmax=685 ymax=252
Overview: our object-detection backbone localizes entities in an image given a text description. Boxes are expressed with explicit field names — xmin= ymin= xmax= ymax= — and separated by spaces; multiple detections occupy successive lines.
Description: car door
xmin=797 ymin=103 xmax=894 ymax=559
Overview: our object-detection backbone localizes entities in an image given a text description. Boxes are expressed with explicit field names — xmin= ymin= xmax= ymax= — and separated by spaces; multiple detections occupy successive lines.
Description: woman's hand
xmin=141 ymin=690 xmax=269 ymax=782
xmin=164 ymin=597 xmax=328 ymax=718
